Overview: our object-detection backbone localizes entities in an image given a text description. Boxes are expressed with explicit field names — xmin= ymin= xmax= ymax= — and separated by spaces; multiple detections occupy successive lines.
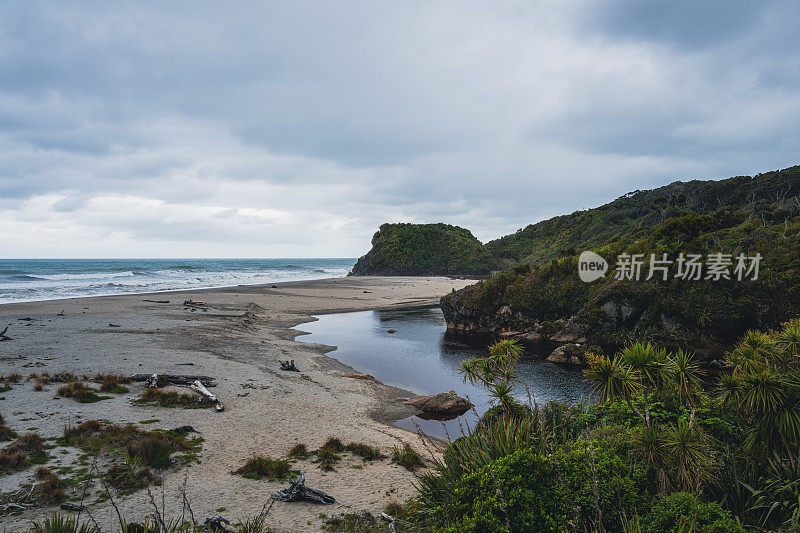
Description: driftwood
xmin=0 ymin=326 xmax=10 ymax=341
xmin=203 ymin=516 xmax=235 ymax=533
xmin=271 ymin=472 xmax=335 ymax=504
xmin=131 ymin=373 xmax=216 ymax=387
xmin=60 ymin=502 xmax=85 ymax=512
xmin=183 ymin=299 xmax=208 ymax=311
xmin=381 ymin=513 xmax=398 ymax=533
xmin=56 ymin=310 xmax=65 ymax=316
xmin=142 ymin=299 xmax=170 ymax=304
xmin=280 ymin=360 xmax=299 ymax=372
xmin=191 ymin=379 xmax=224 ymax=412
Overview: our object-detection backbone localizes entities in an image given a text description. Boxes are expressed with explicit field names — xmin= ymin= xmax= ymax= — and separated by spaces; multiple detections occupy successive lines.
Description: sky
xmin=1 ymin=1 xmax=799 ymax=258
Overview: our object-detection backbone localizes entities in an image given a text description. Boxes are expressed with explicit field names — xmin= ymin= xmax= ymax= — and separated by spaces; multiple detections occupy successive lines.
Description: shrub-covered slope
xmin=350 ymin=223 xmax=496 ymax=277
xmin=442 ymin=165 xmax=800 ymax=350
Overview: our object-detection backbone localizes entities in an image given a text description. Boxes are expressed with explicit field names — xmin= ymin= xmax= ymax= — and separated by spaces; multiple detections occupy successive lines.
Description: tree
xmin=460 ymin=339 xmax=524 ymax=415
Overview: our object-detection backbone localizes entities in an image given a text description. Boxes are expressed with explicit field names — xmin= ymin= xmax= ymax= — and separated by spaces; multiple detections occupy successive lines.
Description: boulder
xmin=403 ymin=390 xmax=472 ymax=415
xmin=546 ymin=345 xmax=570 ymax=363
xmin=549 ymin=321 xmax=588 ymax=344
xmin=547 ymin=343 xmax=585 ymax=366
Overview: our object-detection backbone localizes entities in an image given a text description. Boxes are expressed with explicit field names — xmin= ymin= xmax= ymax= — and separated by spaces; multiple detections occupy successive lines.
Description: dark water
xmin=297 ymin=307 xmax=593 ymax=438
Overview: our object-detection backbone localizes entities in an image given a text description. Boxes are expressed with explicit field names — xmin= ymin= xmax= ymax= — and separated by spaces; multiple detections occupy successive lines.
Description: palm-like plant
xmin=729 ymin=329 xmax=776 ymax=371
xmin=667 ymin=349 xmax=704 ymax=403
xmin=29 ymin=513 xmax=100 ymax=533
xmin=776 ymin=320 xmax=800 ymax=359
xmin=585 ymin=344 xmax=669 ymax=427
xmin=459 ymin=339 xmax=524 ymax=417
xmin=620 ymin=343 xmax=666 ymax=389
xmin=664 ymin=420 xmax=715 ymax=493
xmin=632 ymin=424 xmax=671 ymax=494
xmin=720 ymin=321 xmax=800 ymax=475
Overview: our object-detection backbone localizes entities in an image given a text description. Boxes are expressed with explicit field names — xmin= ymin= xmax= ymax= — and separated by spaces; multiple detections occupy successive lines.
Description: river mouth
xmin=298 ymin=307 xmax=593 ymax=439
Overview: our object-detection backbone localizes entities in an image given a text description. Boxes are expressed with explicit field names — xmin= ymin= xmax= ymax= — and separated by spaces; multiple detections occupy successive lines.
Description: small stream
xmin=297 ymin=307 xmax=593 ymax=439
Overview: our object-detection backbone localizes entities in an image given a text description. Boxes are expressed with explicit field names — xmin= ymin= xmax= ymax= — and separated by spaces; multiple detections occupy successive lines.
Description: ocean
xmin=0 ymin=258 xmax=356 ymax=304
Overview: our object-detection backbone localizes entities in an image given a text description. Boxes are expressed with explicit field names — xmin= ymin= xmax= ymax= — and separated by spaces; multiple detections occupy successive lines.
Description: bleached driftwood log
xmin=0 ymin=326 xmax=9 ymax=341
xmin=191 ymin=379 xmax=224 ymax=412
xmin=271 ymin=472 xmax=335 ymax=504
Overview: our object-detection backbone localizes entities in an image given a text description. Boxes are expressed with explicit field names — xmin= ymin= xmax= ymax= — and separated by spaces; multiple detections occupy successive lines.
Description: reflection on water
xmin=297 ymin=307 xmax=593 ymax=438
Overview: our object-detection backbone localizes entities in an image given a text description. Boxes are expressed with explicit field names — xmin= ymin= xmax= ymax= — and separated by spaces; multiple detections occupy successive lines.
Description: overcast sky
xmin=2 ymin=1 xmax=799 ymax=258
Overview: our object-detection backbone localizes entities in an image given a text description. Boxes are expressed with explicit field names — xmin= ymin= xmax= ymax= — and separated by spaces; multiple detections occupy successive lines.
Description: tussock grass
xmin=139 ymin=387 xmax=211 ymax=408
xmin=106 ymin=454 xmax=156 ymax=493
xmin=34 ymin=467 xmax=66 ymax=504
xmin=26 ymin=372 xmax=51 ymax=386
xmin=52 ymin=372 xmax=88 ymax=383
xmin=56 ymin=382 xmax=110 ymax=403
xmin=0 ymin=373 xmax=20 ymax=393
xmin=0 ymin=432 xmax=47 ymax=473
xmin=63 ymin=420 xmax=202 ymax=493
xmin=234 ymin=454 xmax=293 ymax=480
xmin=345 ymin=443 xmax=384 ymax=461
xmin=63 ymin=419 xmax=202 ymax=492
xmin=316 ymin=447 xmax=341 ymax=471
xmin=126 ymin=437 xmax=174 ymax=469
xmin=322 ymin=511 xmax=384 ymax=532
xmin=287 ymin=443 xmax=310 ymax=459
xmin=2 ymin=373 xmax=21 ymax=385
xmin=391 ymin=444 xmax=424 ymax=471
xmin=0 ymin=413 xmax=17 ymax=441
xmin=63 ymin=420 xmax=200 ymax=456
xmin=0 ymin=447 xmax=28 ymax=473
xmin=321 ymin=437 xmax=345 ymax=452
xmin=94 ymin=374 xmax=131 ymax=394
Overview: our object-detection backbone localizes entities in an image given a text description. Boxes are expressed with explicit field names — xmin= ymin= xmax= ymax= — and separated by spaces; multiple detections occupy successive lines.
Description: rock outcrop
xmin=403 ymin=390 xmax=473 ymax=416
xmin=350 ymin=223 xmax=496 ymax=277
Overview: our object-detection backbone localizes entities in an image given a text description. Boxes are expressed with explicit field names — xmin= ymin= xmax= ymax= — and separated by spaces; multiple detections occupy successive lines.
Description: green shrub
xmin=642 ymin=492 xmax=746 ymax=533
xmin=417 ymin=434 xmax=652 ymax=532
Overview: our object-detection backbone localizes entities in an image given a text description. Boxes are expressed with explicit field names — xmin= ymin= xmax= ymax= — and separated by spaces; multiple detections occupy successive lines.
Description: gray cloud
xmin=0 ymin=1 xmax=798 ymax=257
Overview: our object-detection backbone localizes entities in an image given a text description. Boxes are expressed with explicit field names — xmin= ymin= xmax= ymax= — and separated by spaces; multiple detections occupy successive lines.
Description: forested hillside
xmin=442 ymin=165 xmax=800 ymax=351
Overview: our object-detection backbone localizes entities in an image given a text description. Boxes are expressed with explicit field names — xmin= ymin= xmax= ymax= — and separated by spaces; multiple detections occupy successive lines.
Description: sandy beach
xmin=0 ymin=276 xmax=473 ymax=532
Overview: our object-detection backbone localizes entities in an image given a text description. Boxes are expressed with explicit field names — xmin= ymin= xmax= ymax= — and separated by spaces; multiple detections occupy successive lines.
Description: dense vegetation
xmin=350 ymin=223 xmax=496 ymax=276
xmin=400 ymin=328 xmax=800 ymax=532
xmin=442 ymin=165 xmax=800 ymax=351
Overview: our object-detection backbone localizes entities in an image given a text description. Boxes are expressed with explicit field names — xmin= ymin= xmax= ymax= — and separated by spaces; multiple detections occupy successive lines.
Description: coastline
xmin=0 ymin=276 xmax=474 ymax=532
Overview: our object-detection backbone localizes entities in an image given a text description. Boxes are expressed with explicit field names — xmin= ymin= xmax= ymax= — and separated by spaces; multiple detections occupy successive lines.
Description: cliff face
xmin=350 ymin=223 xmax=496 ymax=277
xmin=441 ymin=165 xmax=800 ymax=351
